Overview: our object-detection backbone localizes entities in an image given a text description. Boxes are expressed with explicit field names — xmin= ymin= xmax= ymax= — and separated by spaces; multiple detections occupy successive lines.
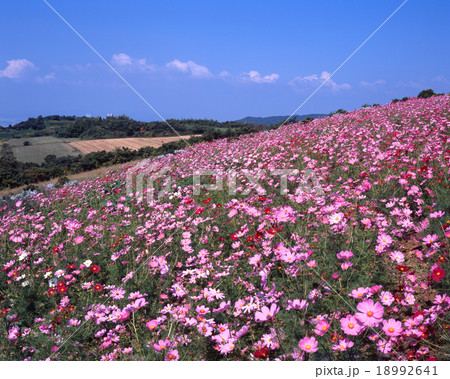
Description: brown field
xmin=69 ymin=136 xmax=197 ymax=154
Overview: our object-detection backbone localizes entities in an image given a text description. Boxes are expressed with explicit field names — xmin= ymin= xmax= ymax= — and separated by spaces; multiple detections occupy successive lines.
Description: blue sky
xmin=1 ymin=0 xmax=449 ymax=126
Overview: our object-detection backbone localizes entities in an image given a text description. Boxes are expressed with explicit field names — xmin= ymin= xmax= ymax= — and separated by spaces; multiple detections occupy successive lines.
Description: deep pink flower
xmin=382 ymin=318 xmax=403 ymax=337
xmin=340 ymin=315 xmax=363 ymax=336
xmin=313 ymin=320 xmax=331 ymax=336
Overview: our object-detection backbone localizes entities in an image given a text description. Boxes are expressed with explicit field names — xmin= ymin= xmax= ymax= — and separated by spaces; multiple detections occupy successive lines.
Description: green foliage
xmin=417 ymin=89 xmax=436 ymax=99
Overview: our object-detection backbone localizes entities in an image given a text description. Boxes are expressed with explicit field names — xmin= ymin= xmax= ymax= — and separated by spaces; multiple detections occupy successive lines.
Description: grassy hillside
xmin=0 ymin=95 xmax=449 ymax=361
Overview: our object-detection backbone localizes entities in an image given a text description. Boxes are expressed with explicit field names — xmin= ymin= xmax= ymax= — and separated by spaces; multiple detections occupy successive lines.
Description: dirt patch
xmin=69 ymin=136 xmax=198 ymax=154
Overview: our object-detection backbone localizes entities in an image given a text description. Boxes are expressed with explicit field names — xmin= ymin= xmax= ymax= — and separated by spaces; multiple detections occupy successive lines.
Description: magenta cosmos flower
xmin=165 ymin=349 xmax=179 ymax=361
xmin=340 ymin=315 xmax=363 ymax=336
xmin=255 ymin=303 xmax=279 ymax=322
xmin=355 ymin=299 xmax=384 ymax=326
xmin=382 ymin=318 xmax=403 ymax=337
xmin=298 ymin=336 xmax=318 ymax=353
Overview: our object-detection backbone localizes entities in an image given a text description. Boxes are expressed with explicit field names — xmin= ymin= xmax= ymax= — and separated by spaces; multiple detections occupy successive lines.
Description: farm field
xmin=8 ymin=136 xmax=81 ymax=164
xmin=68 ymin=136 xmax=199 ymax=154
xmin=0 ymin=96 xmax=449 ymax=361
xmin=5 ymin=135 xmax=199 ymax=164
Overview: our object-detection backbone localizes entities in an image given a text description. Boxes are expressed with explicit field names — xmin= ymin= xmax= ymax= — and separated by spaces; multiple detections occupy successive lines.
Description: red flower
xmin=57 ymin=286 xmax=68 ymax=294
xmin=56 ymin=281 xmax=66 ymax=288
xmin=204 ymin=197 xmax=212 ymax=204
xmin=90 ymin=265 xmax=100 ymax=273
xmin=258 ymin=196 xmax=266 ymax=202
xmin=93 ymin=284 xmax=103 ymax=291
xmin=67 ymin=264 xmax=77 ymax=270
xmin=431 ymin=267 xmax=445 ymax=282
xmin=48 ymin=288 xmax=57 ymax=297
xmin=264 ymin=207 xmax=271 ymax=214
xmin=195 ymin=207 xmax=204 ymax=215
xmin=254 ymin=348 xmax=269 ymax=359
xmin=396 ymin=265 xmax=409 ymax=272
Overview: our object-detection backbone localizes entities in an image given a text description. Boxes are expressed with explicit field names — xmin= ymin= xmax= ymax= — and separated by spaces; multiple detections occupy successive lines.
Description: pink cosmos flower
xmin=298 ymin=336 xmax=318 ymax=353
xmin=68 ymin=318 xmax=81 ymax=327
xmin=313 ymin=320 xmax=330 ymax=336
xmin=196 ymin=305 xmax=210 ymax=315
xmin=110 ymin=288 xmax=125 ymax=300
xmin=146 ymin=319 xmax=159 ymax=331
xmin=336 ymin=250 xmax=354 ymax=260
xmin=165 ymin=349 xmax=179 ymax=361
xmin=249 ymin=254 xmax=262 ymax=265
xmin=332 ymin=338 xmax=354 ymax=352
xmin=153 ymin=339 xmax=170 ymax=351
xmin=422 ymin=234 xmax=438 ymax=245
xmin=74 ymin=236 xmax=84 ymax=244
xmin=286 ymin=299 xmax=308 ymax=311
xmin=329 ymin=212 xmax=344 ymax=225
xmin=219 ymin=342 xmax=235 ymax=355
xmin=349 ymin=287 xmax=368 ymax=299
xmin=355 ymin=299 xmax=384 ymax=326
xmin=377 ymin=339 xmax=392 ymax=354
xmin=377 ymin=233 xmax=393 ymax=246
xmin=379 ymin=291 xmax=394 ymax=306
xmin=213 ymin=300 xmax=231 ymax=313
xmin=340 ymin=261 xmax=353 ymax=270
xmin=255 ymin=303 xmax=279 ymax=322
xmin=382 ymin=318 xmax=403 ymax=337
xmin=340 ymin=315 xmax=363 ymax=336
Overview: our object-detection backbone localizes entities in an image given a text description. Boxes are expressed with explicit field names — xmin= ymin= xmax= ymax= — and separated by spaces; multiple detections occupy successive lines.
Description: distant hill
xmin=236 ymin=114 xmax=328 ymax=126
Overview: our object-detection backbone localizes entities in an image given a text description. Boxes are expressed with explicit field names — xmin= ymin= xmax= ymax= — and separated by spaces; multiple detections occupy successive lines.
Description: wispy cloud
xmin=433 ymin=75 xmax=449 ymax=84
xmin=239 ymin=70 xmax=279 ymax=84
xmin=36 ymin=72 xmax=56 ymax=83
xmin=289 ymin=71 xmax=351 ymax=91
xmin=0 ymin=59 xmax=36 ymax=79
xmin=360 ymin=79 xmax=386 ymax=87
xmin=165 ymin=59 xmax=212 ymax=78
xmin=111 ymin=53 xmax=156 ymax=73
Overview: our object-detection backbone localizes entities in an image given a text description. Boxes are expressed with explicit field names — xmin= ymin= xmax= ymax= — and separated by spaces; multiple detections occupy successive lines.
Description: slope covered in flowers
xmin=1 ymin=96 xmax=449 ymax=361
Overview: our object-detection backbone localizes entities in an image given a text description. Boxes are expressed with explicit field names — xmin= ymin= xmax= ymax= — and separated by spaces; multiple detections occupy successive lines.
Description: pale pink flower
xmin=355 ymin=299 xmax=384 ymax=326
xmin=255 ymin=303 xmax=279 ymax=322
xmin=298 ymin=336 xmax=318 ymax=353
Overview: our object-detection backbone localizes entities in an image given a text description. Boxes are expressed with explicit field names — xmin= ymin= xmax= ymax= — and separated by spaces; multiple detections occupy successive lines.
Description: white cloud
xmin=36 ymin=72 xmax=56 ymax=83
xmin=239 ymin=70 xmax=279 ymax=84
xmin=360 ymin=79 xmax=386 ymax=87
xmin=112 ymin=53 xmax=132 ymax=66
xmin=111 ymin=53 xmax=156 ymax=72
xmin=166 ymin=59 xmax=212 ymax=78
xmin=289 ymin=71 xmax=351 ymax=91
xmin=0 ymin=59 xmax=36 ymax=79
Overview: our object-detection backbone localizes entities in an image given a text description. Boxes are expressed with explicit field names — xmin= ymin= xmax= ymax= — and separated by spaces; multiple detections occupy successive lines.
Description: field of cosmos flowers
xmin=1 ymin=95 xmax=449 ymax=361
